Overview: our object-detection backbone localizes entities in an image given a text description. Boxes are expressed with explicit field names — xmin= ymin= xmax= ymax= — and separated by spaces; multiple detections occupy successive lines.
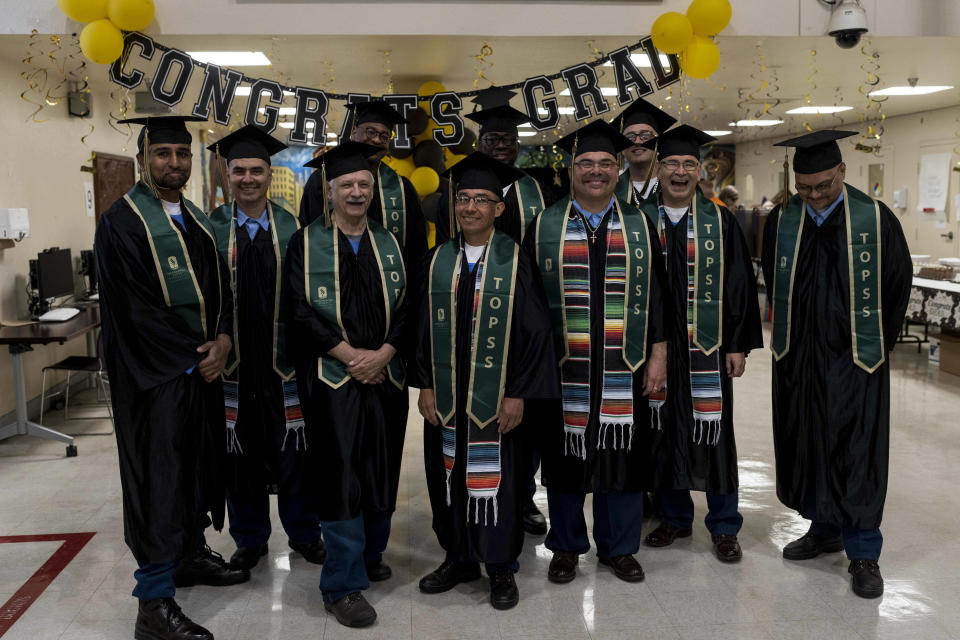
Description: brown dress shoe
xmin=712 ymin=534 xmax=743 ymax=562
xmin=547 ymin=550 xmax=578 ymax=584
xmin=135 ymin=598 xmax=212 ymax=640
xmin=644 ymin=522 xmax=692 ymax=548
xmin=598 ymin=554 xmax=645 ymax=582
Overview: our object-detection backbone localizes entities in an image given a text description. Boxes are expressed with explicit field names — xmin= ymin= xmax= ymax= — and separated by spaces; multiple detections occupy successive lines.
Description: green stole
xmin=304 ymin=219 xmax=406 ymax=389
xmin=513 ymin=174 xmax=545 ymax=243
xmin=373 ymin=163 xmax=408 ymax=248
xmin=124 ymin=181 xmax=219 ymax=341
xmin=638 ymin=190 xmax=724 ymax=354
xmin=534 ymin=196 xmax=651 ymax=370
xmin=208 ymin=201 xmax=299 ymax=380
xmin=429 ymin=231 xmax=518 ymax=428
xmin=770 ymin=184 xmax=884 ymax=372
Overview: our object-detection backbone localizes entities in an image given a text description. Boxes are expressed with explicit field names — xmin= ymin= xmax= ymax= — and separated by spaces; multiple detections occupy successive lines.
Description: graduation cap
xmin=774 ymin=130 xmax=857 ymax=174
xmin=556 ymin=119 xmax=633 ymax=158
xmin=641 ymin=124 xmax=716 ymax=159
xmin=206 ymin=124 xmax=287 ymax=165
xmin=344 ymin=100 xmax=408 ymax=129
xmin=117 ymin=115 xmax=207 ymax=151
xmin=465 ymin=85 xmax=532 ymax=136
xmin=441 ymin=151 xmax=525 ymax=195
xmin=303 ymin=141 xmax=381 ymax=179
xmin=610 ymin=97 xmax=677 ymax=136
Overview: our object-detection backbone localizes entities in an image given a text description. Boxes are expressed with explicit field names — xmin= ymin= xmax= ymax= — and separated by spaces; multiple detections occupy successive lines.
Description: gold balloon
xmin=79 ymin=19 xmax=125 ymax=64
xmin=679 ymin=35 xmax=720 ymax=79
xmin=388 ymin=155 xmax=417 ymax=178
xmin=418 ymin=80 xmax=447 ymax=113
xmin=410 ymin=166 xmax=440 ymax=198
xmin=108 ymin=0 xmax=155 ymax=31
xmin=650 ymin=12 xmax=694 ymax=55
xmin=686 ymin=0 xmax=732 ymax=36
xmin=58 ymin=0 xmax=108 ymax=23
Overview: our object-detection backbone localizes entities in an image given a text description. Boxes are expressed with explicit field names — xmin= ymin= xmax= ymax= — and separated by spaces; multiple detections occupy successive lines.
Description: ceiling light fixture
xmin=785 ymin=106 xmax=853 ymax=114
xmin=186 ymin=51 xmax=271 ymax=66
xmin=704 ymin=130 xmax=732 ymax=137
xmin=235 ymin=86 xmax=294 ymax=97
xmin=601 ymin=53 xmax=671 ymax=68
xmin=868 ymin=85 xmax=953 ymax=96
xmin=729 ymin=119 xmax=784 ymax=127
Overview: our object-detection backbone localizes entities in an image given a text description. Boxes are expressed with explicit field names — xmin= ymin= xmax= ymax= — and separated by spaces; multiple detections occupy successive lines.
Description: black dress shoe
xmin=229 ymin=544 xmax=267 ymax=570
xmin=288 ymin=539 xmax=326 ymax=565
xmin=324 ymin=592 xmax=377 ymax=628
xmin=173 ymin=546 xmax=250 ymax=588
xmin=712 ymin=534 xmax=743 ymax=563
xmin=782 ymin=531 xmax=844 ymax=561
xmin=365 ymin=561 xmax=392 ymax=582
xmin=135 ymin=597 xmax=212 ymax=640
xmin=644 ymin=522 xmax=692 ymax=548
xmin=489 ymin=571 xmax=519 ymax=610
xmin=598 ymin=554 xmax=645 ymax=582
xmin=547 ymin=550 xmax=578 ymax=584
xmin=522 ymin=499 xmax=548 ymax=535
xmin=849 ymin=559 xmax=884 ymax=598
xmin=418 ymin=560 xmax=482 ymax=594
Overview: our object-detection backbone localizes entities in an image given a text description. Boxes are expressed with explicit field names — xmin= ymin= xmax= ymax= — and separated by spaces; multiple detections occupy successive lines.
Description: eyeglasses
xmin=573 ymin=159 xmax=618 ymax=171
xmin=795 ymin=172 xmax=839 ymax=196
xmin=358 ymin=126 xmax=393 ymax=144
xmin=479 ymin=134 xmax=518 ymax=147
xmin=455 ymin=194 xmax=501 ymax=207
xmin=661 ymin=159 xmax=700 ymax=172
xmin=624 ymin=131 xmax=656 ymax=143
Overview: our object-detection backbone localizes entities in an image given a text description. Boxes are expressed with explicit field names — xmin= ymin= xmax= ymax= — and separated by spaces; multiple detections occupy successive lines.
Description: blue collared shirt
xmin=572 ymin=196 xmax=616 ymax=229
xmin=806 ymin=191 xmax=844 ymax=227
xmin=236 ymin=207 xmax=270 ymax=239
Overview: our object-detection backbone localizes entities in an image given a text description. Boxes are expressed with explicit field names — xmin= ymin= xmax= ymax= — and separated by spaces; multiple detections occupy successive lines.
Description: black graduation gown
xmin=410 ymin=244 xmax=559 ymax=565
xmin=284 ymin=227 xmax=408 ymax=522
xmin=522 ymin=208 xmax=670 ymax=494
xmin=658 ymin=204 xmax=763 ymax=494
xmin=227 ymin=222 xmax=310 ymax=500
xmin=761 ymin=196 xmax=912 ymax=529
xmin=95 ymin=195 xmax=232 ymax=565
xmin=434 ymin=179 xmax=534 ymax=246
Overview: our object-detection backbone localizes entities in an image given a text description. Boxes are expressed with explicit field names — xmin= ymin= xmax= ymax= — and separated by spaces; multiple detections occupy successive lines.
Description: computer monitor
xmin=37 ymin=248 xmax=75 ymax=301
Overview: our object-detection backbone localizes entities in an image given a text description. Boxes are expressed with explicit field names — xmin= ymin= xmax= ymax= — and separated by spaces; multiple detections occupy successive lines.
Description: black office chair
xmin=39 ymin=332 xmax=114 ymax=435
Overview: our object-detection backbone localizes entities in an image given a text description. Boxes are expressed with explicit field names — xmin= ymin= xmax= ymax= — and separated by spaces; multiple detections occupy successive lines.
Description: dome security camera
xmin=827 ymin=0 xmax=869 ymax=49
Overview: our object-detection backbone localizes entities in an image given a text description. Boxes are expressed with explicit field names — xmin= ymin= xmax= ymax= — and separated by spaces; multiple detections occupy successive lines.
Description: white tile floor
xmin=1 ymin=328 xmax=959 ymax=639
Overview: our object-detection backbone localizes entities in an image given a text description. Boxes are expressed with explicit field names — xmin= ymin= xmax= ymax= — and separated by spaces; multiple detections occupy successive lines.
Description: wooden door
xmin=92 ymin=152 xmax=135 ymax=225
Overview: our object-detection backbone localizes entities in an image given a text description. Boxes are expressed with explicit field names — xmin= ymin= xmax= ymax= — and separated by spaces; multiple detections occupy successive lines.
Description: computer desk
xmin=0 ymin=306 xmax=100 ymax=457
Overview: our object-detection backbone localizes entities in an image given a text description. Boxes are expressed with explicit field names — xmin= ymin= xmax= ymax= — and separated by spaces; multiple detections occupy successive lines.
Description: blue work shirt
xmin=572 ymin=196 xmax=616 ymax=229
xmin=236 ymin=207 xmax=270 ymax=240
xmin=806 ymin=191 xmax=844 ymax=227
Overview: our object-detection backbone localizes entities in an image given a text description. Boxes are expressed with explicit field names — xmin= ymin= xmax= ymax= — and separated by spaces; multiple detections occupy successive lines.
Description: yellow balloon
xmin=650 ymin=12 xmax=694 ymax=55
xmin=108 ymin=0 xmax=155 ymax=31
xmin=414 ymin=120 xmax=440 ymax=145
xmin=686 ymin=0 xmax=732 ymax=36
xmin=388 ymin=155 xmax=417 ymax=178
xmin=679 ymin=35 xmax=720 ymax=79
xmin=410 ymin=166 xmax=440 ymax=198
xmin=80 ymin=19 xmax=124 ymax=64
xmin=58 ymin=0 xmax=108 ymax=23
xmin=418 ymin=80 xmax=446 ymax=97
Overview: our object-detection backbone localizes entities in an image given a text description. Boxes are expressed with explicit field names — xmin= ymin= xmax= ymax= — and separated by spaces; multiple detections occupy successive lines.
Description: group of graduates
xmin=94 ymin=87 xmax=912 ymax=640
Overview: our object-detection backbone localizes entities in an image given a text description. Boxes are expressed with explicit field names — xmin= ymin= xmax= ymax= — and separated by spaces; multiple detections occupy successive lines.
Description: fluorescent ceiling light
xmin=868 ymin=85 xmax=953 ymax=96
xmin=785 ymin=106 xmax=853 ymax=114
xmin=729 ymin=119 xmax=783 ymax=127
xmin=518 ymin=131 xmax=537 ymax=137
xmin=704 ymin=130 xmax=732 ymax=137
xmin=602 ymin=53 xmax=671 ymax=68
xmin=259 ymin=107 xmax=297 ymax=115
xmin=518 ymin=123 xmax=532 ymax=128
xmin=538 ymin=107 xmax=577 ymax=116
xmin=278 ymin=121 xmax=315 ymax=129
xmin=560 ymin=87 xmax=620 ymax=97
xmin=235 ymin=86 xmax=294 ymax=97
xmin=187 ymin=51 xmax=271 ymax=66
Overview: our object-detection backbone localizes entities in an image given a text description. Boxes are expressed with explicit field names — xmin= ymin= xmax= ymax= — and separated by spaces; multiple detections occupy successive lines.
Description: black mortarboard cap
xmin=303 ymin=141 xmax=381 ymax=180
xmin=556 ymin=119 xmax=633 ymax=158
xmin=642 ymin=124 xmax=716 ymax=159
xmin=118 ymin=115 xmax=206 ymax=150
xmin=610 ymin=97 xmax=677 ymax=135
xmin=345 ymin=100 xmax=408 ymax=128
xmin=206 ymin=124 xmax=287 ymax=164
xmin=441 ymin=151 xmax=526 ymax=195
xmin=465 ymin=86 xmax=532 ymax=136
xmin=774 ymin=130 xmax=857 ymax=174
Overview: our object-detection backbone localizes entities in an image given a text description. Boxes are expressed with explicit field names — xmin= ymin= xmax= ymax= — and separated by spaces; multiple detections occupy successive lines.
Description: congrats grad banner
xmin=109 ymin=32 xmax=681 ymax=149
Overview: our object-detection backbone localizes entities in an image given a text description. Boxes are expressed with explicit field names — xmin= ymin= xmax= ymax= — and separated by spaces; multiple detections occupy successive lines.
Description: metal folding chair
xmin=39 ymin=333 xmax=114 ymax=435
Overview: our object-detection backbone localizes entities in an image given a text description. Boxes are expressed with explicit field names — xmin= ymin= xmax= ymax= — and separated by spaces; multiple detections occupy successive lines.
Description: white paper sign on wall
xmin=83 ymin=182 xmax=95 ymax=218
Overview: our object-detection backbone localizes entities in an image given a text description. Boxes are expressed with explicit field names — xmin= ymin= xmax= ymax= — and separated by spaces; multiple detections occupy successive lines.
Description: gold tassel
xmin=643 ymin=140 xmax=658 ymax=187
xmin=448 ymin=179 xmax=456 ymax=238
xmin=781 ymin=148 xmax=790 ymax=208
xmin=569 ymin=134 xmax=579 ymax=202
xmin=214 ymin=144 xmax=231 ymax=205
xmin=141 ymin=129 xmax=161 ymax=199
xmin=321 ymin=158 xmax=331 ymax=229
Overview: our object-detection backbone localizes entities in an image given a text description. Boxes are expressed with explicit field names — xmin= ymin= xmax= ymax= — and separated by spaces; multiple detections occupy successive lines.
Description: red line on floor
xmin=0 ymin=532 xmax=96 ymax=638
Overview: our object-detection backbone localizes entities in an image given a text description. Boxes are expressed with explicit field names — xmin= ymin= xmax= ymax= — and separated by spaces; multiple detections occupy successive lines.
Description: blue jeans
xmin=319 ymin=511 xmax=392 ymax=603
xmin=133 ymin=562 xmax=177 ymax=600
xmin=659 ymin=488 xmax=743 ymax=536
xmin=809 ymin=521 xmax=883 ymax=562
xmin=545 ymin=489 xmax=644 ymax=559
xmin=227 ymin=491 xmax=321 ymax=547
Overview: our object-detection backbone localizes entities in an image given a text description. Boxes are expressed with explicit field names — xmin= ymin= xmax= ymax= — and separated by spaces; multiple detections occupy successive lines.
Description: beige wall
xmin=735 ymin=105 xmax=960 ymax=260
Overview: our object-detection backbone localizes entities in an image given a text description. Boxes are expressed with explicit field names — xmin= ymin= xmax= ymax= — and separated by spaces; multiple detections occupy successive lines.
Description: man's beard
xmin=152 ymin=172 xmax=188 ymax=191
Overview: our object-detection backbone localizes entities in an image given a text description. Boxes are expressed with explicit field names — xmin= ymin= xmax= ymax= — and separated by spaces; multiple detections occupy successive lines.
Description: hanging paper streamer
xmin=382 ymin=49 xmax=394 ymax=95
xmin=473 ymin=42 xmax=494 ymax=88
xmin=20 ymin=30 xmax=49 ymax=122
xmin=855 ymin=40 xmax=885 ymax=154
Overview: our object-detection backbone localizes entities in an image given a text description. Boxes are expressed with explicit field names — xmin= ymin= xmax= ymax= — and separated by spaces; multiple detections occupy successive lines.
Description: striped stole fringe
xmin=560 ymin=214 xmax=635 ymax=459
xmin=224 ymin=380 xmax=242 ymax=454
xmin=280 ymin=379 xmax=307 ymax=451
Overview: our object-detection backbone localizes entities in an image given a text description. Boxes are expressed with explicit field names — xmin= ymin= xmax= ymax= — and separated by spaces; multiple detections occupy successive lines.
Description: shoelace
xmin=850 ymin=559 xmax=879 ymax=575
xmin=200 ymin=544 xmax=228 ymax=566
xmin=490 ymin=572 xmax=513 ymax=586
xmin=343 ymin=592 xmax=365 ymax=607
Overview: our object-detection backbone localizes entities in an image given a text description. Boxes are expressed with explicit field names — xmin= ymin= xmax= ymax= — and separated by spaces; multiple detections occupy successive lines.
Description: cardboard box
xmin=940 ymin=331 xmax=960 ymax=376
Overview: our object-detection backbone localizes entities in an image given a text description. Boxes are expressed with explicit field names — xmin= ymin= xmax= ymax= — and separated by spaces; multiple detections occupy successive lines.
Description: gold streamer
xmin=472 ymin=42 xmax=494 ymax=88
xmin=855 ymin=39 xmax=884 ymax=153
xmin=20 ymin=30 xmax=48 ymax=122
xmin=381 ymin=49 xmax=394 ymax=94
